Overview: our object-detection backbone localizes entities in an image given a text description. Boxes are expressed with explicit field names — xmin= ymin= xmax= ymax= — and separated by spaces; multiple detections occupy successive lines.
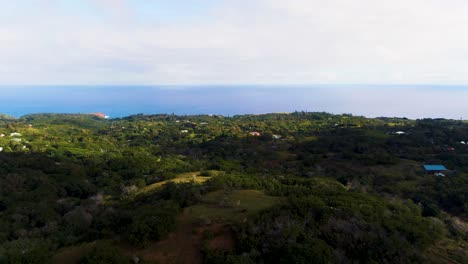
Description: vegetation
xmin=0 ymin=112 xmax=466 ymax=263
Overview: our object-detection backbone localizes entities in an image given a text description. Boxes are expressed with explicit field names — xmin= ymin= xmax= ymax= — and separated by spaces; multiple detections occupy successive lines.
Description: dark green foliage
xmin=158 ymin=181 xmax=205 ymax=207
xmin=127 ymin=201 xmax=180 ymax=246
xmin=0 ymin=239 xmax=53 ymax=264
xmin=0 ymin=112 xmax=466 ymax=262
xmin=232 ymin=189 xmax=444 ymax=263
xmin=274 ymin=239 xmax=333 ymax=264
xmin=79 ymin=242 xmax=131 ymax=264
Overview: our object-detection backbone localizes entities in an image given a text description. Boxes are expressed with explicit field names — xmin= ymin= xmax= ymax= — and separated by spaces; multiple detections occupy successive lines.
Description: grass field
xmin=137 ymin=171 xmax=222 ymax=195
xmin=186 ymin=189 xmax=281 ymax=224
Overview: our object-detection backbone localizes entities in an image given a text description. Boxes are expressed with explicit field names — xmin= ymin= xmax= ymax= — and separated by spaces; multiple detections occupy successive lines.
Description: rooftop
xmin=423 ymin=165 xmax=448 ymax=171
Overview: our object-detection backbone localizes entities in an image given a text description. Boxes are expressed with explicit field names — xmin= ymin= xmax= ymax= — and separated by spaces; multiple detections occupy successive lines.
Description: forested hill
xmin=0 ymin=114 xmax=17 ymax=125
xmin=0 ymin=112 xmax=467 ymax=263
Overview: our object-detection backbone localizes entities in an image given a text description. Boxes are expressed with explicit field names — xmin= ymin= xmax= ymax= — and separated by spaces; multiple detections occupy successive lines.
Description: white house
xmin=461 ymin=141 xmax=466 ymax=145
xmin=272 ymin=135 xmax=282 ymax=139
xmin=181 ymin=130 xmax=189 ymax=133
xmin=0 ymin=147 xmax=3 ymax=152
xmin=395 ymin=131 xmax=406 ymax=135
xmin=0 ymin=134 xmax=4 ymax=138
xmin=10 ymin=132 xmax=22 ymax=137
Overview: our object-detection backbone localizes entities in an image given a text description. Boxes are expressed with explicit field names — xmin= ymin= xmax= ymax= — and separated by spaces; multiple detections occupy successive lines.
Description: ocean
xmin=0 ymin=85 xmax=467 ymax=119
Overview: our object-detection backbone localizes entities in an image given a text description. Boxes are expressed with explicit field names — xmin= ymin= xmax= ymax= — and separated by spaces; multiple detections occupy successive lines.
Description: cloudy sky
xmin=2 ymin=0 xmax=468 ymax=85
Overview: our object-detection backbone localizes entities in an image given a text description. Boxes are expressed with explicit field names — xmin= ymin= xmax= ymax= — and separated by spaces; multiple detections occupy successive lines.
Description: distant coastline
xmin=0 ymin=85 xmax=467 ymax=119
xmin=1 ymin=112 xmax=466 ymax=123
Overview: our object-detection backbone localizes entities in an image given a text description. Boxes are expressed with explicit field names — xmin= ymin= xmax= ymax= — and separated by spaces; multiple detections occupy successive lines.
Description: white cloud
xmin=87 ymin=0 xmax=134 ymax=20
xmin=1 ymin=0 xmax=468 ymax=84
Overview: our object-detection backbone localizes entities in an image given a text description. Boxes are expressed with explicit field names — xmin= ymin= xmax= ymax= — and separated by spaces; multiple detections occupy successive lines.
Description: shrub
xmin=79 ymin=242 xmax=130 ymax=264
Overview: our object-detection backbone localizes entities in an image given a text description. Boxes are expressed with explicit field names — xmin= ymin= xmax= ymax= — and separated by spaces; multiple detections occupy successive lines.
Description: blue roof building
xmin=423 ymin=165 xmax=447 ymax=172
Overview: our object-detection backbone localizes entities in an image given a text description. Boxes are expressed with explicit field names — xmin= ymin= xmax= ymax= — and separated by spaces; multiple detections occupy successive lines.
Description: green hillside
xmin=0 ymin=112 xmax=466 ymax=263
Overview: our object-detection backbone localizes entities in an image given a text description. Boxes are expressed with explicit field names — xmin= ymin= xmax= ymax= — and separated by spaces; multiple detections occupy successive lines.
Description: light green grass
xmin=138 ymin=171 xmax=221 ymax=195
xmin=185 ymin=189 xmax=280 ymax=224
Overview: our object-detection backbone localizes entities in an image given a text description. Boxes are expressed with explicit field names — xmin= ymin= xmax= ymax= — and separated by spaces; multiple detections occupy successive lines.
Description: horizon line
xmin=1 ymin=83 xmax=468 ymax=87
xmin=3 ymin=111 xmax=466 ymax=121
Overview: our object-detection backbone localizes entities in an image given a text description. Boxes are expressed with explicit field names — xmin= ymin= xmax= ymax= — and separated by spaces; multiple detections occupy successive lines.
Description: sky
xmin=2 ymin=0 xmax=468 ymax=85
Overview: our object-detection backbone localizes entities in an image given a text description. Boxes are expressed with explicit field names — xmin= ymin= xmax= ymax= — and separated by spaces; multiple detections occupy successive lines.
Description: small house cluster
xmin=0 ymin=131 xmax=30 ymax=152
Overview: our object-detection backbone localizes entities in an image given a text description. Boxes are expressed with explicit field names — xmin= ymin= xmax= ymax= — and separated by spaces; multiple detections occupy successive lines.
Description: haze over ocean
xmin=0 ymin=85 xmax=467 ymax=119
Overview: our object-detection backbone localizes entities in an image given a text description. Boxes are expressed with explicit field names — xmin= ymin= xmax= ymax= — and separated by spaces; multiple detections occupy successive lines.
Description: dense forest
xmin=0 ymin=112 xmax=466 ymax=263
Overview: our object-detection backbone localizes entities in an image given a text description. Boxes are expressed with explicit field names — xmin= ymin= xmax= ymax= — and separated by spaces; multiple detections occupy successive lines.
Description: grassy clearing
xmin=186 ymin=189 xmax=281 ymax=224
xmin=138 ymin=171 xmax=221 ymax=195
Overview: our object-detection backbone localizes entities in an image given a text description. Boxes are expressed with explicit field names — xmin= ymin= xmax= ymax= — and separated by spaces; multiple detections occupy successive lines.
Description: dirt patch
xmin=53 ymin=241 xmax=97 ymax=264
xmin=207 ymin=228 xmax=236 ymax=252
